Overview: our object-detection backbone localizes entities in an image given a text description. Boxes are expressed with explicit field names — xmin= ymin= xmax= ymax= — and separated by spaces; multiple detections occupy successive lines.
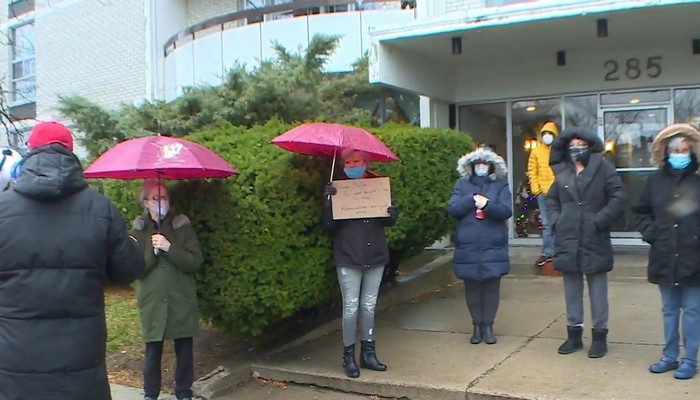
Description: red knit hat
xmin=28 ymin=121 xmax=74 ymax=152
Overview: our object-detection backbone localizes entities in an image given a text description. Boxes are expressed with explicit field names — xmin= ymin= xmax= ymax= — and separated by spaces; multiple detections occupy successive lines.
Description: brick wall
xmin=445 ymin=0 xmax=484 ymax=14
xmin=34 ymin=0 xmax=148 ymax=118
xmin=186 ymin=0 xmax=239 ymax=27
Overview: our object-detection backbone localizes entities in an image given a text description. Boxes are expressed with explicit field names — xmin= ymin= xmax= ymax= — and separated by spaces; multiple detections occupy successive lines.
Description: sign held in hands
xmin=332 ymin=177 xmax=392 ymax=220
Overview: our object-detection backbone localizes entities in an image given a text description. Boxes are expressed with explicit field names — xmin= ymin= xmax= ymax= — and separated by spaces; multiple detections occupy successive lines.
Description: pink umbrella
xmin=84 ymin=135 xmax=237 ymax=180
xmin=270 ymin=122 xmax=399 ymax=178
xmin=85 ymin=135 xmax=237 ymax=233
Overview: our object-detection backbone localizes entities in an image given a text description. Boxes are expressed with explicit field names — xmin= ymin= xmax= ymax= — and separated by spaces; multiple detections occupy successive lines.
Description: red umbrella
xmin=270 ymin=122 xmax=399 ymax=178
xmin=84 ymin=135 xmax=237 ymax=233
xmin=84 ymin=135 xmax=237 ymax=180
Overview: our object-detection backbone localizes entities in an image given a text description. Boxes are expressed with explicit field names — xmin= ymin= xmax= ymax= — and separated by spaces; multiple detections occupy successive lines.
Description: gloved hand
xmin=387 ymin=205 xmax=399 ymax=219
xmin=324 ymin=182 xmax=337 ymax=196
xmin=473 ymin=194 xmax=489 ymax=210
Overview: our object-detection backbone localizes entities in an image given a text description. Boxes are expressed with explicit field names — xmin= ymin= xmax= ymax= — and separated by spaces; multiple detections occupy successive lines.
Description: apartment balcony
xmin=162 ymin=0 xmax=415 ymax=101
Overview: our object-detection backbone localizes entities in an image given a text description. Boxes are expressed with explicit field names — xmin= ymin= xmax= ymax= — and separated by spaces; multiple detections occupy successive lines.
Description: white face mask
xmin=542 ymin=133 xmax=554 ymax=145
xmin=147 ymin=200 xmax=169 ymax=219
xmin=474 ymin=163 xmax=490 ymax=177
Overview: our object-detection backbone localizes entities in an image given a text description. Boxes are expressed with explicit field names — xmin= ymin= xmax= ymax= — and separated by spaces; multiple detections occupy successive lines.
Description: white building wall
xmin=34 ymin=0 xmax=148 ymax=118
xmin=186 ymin=0 xmax=239 ymax=26
xmin=445 ymin=0 xmax=484 ymax=14
xmin=0 ymin=0 xmax=11 ymax=98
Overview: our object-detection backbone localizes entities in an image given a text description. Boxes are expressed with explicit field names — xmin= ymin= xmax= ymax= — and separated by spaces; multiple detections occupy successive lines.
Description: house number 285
xmin=604 ymin=56 xmax=662 ymax=81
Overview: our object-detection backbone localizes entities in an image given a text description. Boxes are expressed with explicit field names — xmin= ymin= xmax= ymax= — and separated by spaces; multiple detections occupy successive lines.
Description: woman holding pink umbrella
xmin=322 ymin=148 xmax=399 ymax=379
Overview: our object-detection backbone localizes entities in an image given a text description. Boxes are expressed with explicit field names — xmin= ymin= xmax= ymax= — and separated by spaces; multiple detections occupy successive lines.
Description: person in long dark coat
xmin=547 ymin=127 xmax=626 ymax=358
xmin=633 ymin=123 xmax=700 ymax=380
xmin=447 ymin=146 xmax=512 ymax=345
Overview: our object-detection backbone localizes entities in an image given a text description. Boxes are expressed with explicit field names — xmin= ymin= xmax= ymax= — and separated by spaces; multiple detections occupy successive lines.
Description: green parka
xmin=130 ymin=212 xmax=203 ymax=342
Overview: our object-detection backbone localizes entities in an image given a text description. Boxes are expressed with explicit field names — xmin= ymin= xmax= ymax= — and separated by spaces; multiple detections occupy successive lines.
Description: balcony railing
xmin=164 ymin=0 xmax=411 ymax=57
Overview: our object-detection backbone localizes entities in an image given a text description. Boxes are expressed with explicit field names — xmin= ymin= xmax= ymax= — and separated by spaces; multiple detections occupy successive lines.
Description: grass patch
xmin=105 ymin=286 xmax=142 ymax=354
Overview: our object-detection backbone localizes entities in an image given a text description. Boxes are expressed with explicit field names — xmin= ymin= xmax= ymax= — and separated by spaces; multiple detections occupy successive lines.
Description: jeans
xmin=463 ymin=278 xmax=501 ymax=324
xmin=537 ymin=195 xmax=554 ymax=257
xmin=562 ymin=272 xmax=609 ymax=329
xmin=337 ymin=266 xmax=385 ymax=346
xmin=658 ymin=285 xmax=700 ymax=366
xmin=143 ymin=338 xmax=194 ymax=400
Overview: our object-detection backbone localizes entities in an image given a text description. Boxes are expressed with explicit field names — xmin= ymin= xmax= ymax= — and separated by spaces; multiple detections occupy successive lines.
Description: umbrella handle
xmin=328 ymin=149 xmax=338 ymax=201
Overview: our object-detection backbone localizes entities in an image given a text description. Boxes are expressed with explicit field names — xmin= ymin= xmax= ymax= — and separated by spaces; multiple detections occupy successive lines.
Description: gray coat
xmin=546 ymin=128 xmax=627 ymax=274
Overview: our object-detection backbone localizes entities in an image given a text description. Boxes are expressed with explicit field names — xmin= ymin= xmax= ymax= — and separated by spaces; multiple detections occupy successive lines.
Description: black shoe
xmin=470 ymin=323 xmax=483 ymax=344
xmin=482 ymin=324 xmax=497 ymax=344
xmin=558 ymin=325 xmax=584 ymax=354
xmin=588 ymin=328 xmax=608 ymax=358
xmin=360 ymin=340 xmax=387 ymax=371
xmin=536 ymin=255 xmax=552 ymax=266
xmin=343 ymin=344 xmax=360 ymax=378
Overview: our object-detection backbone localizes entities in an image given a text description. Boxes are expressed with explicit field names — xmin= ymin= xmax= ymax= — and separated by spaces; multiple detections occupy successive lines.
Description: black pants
xmin=143 ymin=337 xmax=194 ymax=400
xmin=464 ymin=278 xmax=501 ymax=325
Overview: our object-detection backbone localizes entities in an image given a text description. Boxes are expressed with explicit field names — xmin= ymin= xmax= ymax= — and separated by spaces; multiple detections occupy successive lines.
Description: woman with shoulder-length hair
xmin=322 ymin=148 xmax=399 ymax=379
xmin=447 ymin=146 xmax=512 ymax=345
xmin=633 ymin=123 xmax=700 ymax=380
xmin=130 ymin=180 xmax=204 ymax=400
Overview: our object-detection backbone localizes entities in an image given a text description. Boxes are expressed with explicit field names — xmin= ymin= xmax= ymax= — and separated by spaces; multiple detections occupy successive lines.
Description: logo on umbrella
xmin=160 ymin=143 xmax=184 ymax=160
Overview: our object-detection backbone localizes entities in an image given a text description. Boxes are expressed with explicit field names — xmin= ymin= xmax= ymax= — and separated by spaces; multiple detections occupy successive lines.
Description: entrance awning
xmin=369 ymin=0 xmax=700 ymax=102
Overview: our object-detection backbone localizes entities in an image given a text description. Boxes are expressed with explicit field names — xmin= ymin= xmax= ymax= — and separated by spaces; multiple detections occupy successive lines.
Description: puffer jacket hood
xmin=549 ymin=127 xmax=604 ymax=168
xmin=650 ymin=123 xmax=700 ymax=168
xmin=538 ymin=121 xmax=559 ymax=138
xmin=13 ymin=144 xmax=88 ymax=200
xmin=457 ymin=147 xmax=508 ymax=180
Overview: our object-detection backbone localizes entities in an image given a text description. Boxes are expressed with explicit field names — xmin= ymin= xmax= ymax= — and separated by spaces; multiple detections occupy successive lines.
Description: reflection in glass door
xmin=603 ymin=107 xmax=669 ymax=235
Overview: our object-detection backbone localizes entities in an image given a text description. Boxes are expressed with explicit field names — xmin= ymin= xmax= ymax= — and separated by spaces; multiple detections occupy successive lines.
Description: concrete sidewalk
xmin=250 ymin=274 xmax=700 ymax=399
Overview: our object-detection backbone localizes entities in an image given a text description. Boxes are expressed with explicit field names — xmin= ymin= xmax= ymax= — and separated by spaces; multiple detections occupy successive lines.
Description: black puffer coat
xmin=633 ymin=123 xmax=700 ymax=287
xmin=0 ymin=145 xmax=145 ymax=400
xmin=546 ymin=128 xmax=627 ymax=274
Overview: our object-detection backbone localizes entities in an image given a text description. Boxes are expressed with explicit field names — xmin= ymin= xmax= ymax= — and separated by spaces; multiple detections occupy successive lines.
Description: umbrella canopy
xmin=84 ymin=135 xmax=238 ymax=180
xmin=270 ymin=122 xmax=399 ymax=163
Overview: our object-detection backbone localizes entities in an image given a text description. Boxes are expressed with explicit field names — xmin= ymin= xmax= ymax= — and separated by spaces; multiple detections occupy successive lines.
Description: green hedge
xmin=99 ymin=120 xmax=473 ymax=337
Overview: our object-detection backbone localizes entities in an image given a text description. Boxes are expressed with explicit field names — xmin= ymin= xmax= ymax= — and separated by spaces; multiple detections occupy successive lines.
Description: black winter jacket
xmin=633 ymin=162 xmax=700 ymax=286
xmin=546 ymin=128 xmax=627 ymax=274
xmin=0 ymin=145 xmax=145 ymax=400
xmin=322 ymin=179 xmax=397 ymax=268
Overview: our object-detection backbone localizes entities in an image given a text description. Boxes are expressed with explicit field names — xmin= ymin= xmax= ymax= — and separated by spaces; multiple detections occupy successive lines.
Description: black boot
xmin=482 ymin=324 xmax=497 ymax=344
xmin=360 ymin=340 xmax=387 ymax=371
xmin=588 ymin=328 xmax=608 ymax=358
xmin=343 ymin=344 xmax=360 ymax=378
xmin=558 ymin=325 xmax=584 ymax=355
xmin=470 ymin=323 xmax=483 ymax=344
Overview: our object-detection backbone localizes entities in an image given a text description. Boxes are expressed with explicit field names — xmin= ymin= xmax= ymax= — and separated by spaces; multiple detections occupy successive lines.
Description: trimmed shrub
xmin=98 ymin=120 xmax=473 ymax=337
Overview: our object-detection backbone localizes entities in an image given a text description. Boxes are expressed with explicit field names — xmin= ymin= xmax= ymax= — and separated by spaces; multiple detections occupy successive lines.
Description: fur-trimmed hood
xmin=650 ymin=123 xmax=700 ymax=168
xmin=457 ymin=147 xmax=508 ymax=180
xmin=549 ymin=127 xmax=604 ymax=167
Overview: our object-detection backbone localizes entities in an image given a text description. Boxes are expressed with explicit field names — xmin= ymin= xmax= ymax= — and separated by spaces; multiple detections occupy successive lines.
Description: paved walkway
xmin=249 ymin=274 xmax=700 ymax=399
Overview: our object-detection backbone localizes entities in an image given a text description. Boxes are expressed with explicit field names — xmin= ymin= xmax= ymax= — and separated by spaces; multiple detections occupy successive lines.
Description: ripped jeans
xmin=337 ymin=265 xmax=385 ymax=346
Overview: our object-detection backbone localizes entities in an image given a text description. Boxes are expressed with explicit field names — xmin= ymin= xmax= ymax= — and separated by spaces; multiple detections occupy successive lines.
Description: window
xmin=673 ymin=88 xmax=700 ymax=129
xmin=10 ymin=22 xmax=36 ymax=104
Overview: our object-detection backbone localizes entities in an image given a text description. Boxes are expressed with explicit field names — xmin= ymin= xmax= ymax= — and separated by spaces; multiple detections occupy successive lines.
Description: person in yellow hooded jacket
xmin=527 ymin=121 xmax=559 ymax=266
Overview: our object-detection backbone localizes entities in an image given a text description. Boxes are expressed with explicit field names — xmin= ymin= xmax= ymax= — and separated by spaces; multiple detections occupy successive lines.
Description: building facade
xmin=0 ymin=0 xmax=415 ymax=149
xmin=370 ymin=0 xmax=700 ymax=244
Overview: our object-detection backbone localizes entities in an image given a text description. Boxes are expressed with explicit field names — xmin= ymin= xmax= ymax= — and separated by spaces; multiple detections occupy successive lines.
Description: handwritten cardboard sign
xmin=332 ymin=177 xmax=392 ymax=220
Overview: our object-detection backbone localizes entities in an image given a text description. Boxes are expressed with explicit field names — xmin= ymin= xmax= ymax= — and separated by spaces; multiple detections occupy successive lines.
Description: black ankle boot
xmin=588 ymin=328 xmax=608 ymax=358
xmin=360 ymin=340 xmax=387 ymax=371
xmin=558 ymin=325 xmax=584 ymax=355
xmin=470 ymin=323 xmax=483 ymax=344
xmin=343 ymin=344 xmax=360 ymax=378
xmin=482 ymin=324 xmax=497 ymax=344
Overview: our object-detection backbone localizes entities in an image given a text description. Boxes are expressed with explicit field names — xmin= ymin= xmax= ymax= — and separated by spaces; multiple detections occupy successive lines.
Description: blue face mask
xmin=668 ymin=153 xmax=691 ymax=170
xmin=344 ymin=166 xmax=366 ymax=179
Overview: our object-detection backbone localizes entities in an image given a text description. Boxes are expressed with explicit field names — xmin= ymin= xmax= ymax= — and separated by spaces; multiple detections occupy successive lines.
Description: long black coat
xmin=546 ymin=128 xmax=627 ymax=274
xmin=0 ymin=145 xmax=145 ymax=400
xmin=633 ymin=162 xmax=700 ymax=287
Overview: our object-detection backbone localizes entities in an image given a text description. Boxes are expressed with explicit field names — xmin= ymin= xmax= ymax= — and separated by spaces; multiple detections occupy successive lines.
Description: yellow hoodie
xmin=527 ymin=121 xmax=559 ymax=196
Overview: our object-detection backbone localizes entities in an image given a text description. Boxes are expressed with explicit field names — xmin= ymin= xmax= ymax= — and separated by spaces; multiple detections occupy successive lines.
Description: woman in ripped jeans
xmin=322 ymin=148 xmax=399 ymax=379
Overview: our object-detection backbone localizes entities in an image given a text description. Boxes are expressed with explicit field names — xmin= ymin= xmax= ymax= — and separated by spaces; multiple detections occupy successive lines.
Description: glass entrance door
xmin=602 ymin=107 xmax=669 ymax=236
